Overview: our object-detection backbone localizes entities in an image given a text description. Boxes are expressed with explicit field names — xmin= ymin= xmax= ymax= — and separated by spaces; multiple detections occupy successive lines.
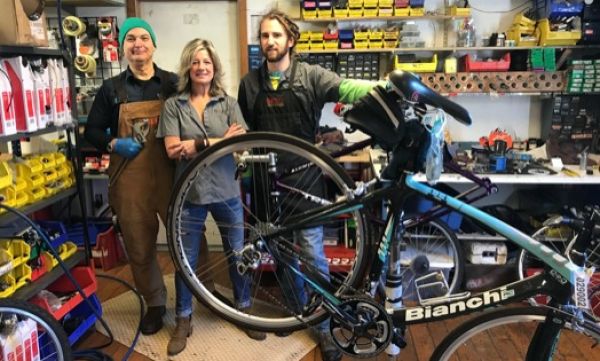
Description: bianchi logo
xmin=405 ymin=287 xmax=516 ymax=321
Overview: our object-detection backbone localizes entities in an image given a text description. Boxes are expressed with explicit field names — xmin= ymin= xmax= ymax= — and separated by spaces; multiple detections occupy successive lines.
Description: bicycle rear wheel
xmin=167 ymin=132 xmax=372 ymax=332
xmin=0 ymin=298 xmax=71 ymax=360
xmin=400 ymin=219 xmax=463 ymax=304
xmin=518 ymin=225 xmax=600 ymax=320
xmin=431 ymin=306 xmax=600 ymax=361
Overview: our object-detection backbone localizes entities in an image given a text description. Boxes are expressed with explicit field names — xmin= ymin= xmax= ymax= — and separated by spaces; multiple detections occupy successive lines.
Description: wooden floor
xmin=76 ymin=251 xmax=600 ymax=361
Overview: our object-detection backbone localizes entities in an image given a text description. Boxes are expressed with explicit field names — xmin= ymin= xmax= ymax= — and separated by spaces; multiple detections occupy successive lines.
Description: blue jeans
xmin=175 ymin=197 xmax=250 ymax=317
xmin=275 ymin=226 xmax=330 ymax=331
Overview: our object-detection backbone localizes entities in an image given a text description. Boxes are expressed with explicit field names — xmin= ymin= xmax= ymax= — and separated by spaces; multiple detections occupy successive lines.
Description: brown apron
xmin=108 ymin=99 xmax=173 ymax=307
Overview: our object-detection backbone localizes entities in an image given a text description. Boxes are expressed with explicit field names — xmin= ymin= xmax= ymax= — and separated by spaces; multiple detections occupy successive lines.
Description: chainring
xmin=329 ymin=297 xmax=393 ymax=358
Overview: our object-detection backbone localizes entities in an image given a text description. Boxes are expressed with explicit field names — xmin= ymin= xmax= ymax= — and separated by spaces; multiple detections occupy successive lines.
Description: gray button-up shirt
xmin=158 ymin=92 xmax=247 ymax=204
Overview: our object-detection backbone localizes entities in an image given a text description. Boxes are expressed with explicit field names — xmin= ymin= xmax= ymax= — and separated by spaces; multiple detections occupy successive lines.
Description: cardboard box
xmin=0 ymin=0 xmax=49 ymax=47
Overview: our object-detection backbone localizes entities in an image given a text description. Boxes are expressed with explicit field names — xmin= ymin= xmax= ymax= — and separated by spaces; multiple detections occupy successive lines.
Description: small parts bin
xmin=461 ymin=53 xmax=511 ymax=72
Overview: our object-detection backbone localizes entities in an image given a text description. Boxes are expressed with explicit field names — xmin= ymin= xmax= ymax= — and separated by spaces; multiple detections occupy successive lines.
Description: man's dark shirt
xmin=84 ymin=64 xmax=178 ymax=151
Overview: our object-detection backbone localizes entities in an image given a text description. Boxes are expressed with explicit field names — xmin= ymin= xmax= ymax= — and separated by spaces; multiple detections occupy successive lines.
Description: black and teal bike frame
xmin=265 ymin=171 xmax=591 ymax=327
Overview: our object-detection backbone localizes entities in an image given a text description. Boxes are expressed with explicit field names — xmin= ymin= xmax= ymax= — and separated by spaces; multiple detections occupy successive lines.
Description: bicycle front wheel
xmin=167 ymin=132 xmax=371 ymax=332
xmin=518 ymin=225 xmax=600 ymax=320
xmin=430 ymin=306 xmax=600 ymax=361
xmin=0 ymin=298 xmax=71 ymax=360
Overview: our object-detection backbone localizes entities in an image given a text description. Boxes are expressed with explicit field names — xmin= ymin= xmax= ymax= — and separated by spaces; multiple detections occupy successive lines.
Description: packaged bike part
xmin=423 ymin=109 xmax=447 ymax=184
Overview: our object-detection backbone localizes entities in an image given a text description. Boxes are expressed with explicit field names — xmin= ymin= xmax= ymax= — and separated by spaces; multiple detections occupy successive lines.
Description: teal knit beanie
xmin=119 ymin=17 xmax=157 ymax=48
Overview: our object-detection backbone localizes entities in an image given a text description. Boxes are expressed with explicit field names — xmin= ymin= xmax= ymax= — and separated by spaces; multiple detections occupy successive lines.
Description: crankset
xmin=329 ymin=297 xmax=393 ymax=358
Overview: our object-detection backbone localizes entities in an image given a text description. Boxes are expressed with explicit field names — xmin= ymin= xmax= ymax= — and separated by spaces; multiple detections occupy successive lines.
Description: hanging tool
xmin=108 ymin=119 xmax=150 ymax=188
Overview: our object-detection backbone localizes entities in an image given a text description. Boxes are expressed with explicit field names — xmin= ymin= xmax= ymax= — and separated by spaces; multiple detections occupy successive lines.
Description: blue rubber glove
xmin=113 ymin=138 xmax=142 ymax=159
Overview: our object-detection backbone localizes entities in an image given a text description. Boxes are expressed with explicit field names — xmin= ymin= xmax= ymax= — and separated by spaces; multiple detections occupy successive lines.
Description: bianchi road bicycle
xmin=167 ymin=70 xmax=600 ymax=360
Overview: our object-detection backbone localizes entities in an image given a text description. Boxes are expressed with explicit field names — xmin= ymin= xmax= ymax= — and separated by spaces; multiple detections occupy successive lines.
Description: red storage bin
xmin=462 ymin=53 xmax=511 ymax=72
xmin=29 ymin=266 xmax=97 ymax=320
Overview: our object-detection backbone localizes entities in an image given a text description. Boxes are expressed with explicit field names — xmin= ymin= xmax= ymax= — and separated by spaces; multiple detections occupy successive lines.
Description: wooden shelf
xmin=298 ymin=45 xmax=600 ymax=55
xmin=299 ymin=14 xmax=469 ymax=23
xmin=45 ymin=0 xmax=125 ymax=6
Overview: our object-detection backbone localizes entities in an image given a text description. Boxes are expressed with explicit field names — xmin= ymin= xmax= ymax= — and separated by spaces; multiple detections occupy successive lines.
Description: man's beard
xmin=263 ymin=45 xmax=289 ymax=63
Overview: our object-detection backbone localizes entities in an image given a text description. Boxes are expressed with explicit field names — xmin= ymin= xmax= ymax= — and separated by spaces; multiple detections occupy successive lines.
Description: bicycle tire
xmin=518 ymin=225 xmax=600 ymax=320
xmin=0 ymin=298 xmax=72 ymax=360
xmin=401 ymin=218 xmax=464 ymax=304
xmin=430 ymin=306 xmax=600 ymax=361
xmin=167 ymin=132 xmax=372 ymax=332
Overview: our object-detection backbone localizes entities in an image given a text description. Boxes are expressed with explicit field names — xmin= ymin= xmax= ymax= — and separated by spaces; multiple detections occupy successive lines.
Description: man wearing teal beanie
xmin=118 ymin=17 xmax=157 ymax=48
xmin=85 ymin=16 xmax=178 ymax=337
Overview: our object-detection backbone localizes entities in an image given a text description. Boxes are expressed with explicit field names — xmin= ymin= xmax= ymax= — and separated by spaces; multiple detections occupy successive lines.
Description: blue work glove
xmin=113 ymin=138 xmax=142 ymax=159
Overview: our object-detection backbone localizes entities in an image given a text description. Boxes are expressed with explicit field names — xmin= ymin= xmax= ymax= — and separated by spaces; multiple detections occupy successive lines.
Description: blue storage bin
xmin=409 ymin=0 xmax=425 ymax=7
xmin=63 ymin=293 xmax=102 ymax=345
xmin=37 ymin=220 xmax=69 ymax=250
xmin=339 ymin=29 xmax=354 ymax=40
xmin=65 ymin=222 xmax=110 ymax=247
xmin=407 ymin=196 xmax=463 ymax=231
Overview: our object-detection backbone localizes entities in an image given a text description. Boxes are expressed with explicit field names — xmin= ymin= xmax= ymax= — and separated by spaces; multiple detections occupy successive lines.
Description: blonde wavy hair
xmin=177 ymin=38 xmax=225 ymax=96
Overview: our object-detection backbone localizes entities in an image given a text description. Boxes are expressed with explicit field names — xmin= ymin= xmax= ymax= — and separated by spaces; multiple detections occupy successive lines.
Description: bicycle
xmin=167 ymin=70 xmax=600 ymax=360
xmin=0 ymin=298 xmax=72 ymax=360
xmin=518 ymin=207 xmax=600 ymax=319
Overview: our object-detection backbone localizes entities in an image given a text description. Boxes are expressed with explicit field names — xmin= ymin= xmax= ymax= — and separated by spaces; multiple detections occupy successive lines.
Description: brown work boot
xmin=167 ymin=316 xmax=193 ymax=356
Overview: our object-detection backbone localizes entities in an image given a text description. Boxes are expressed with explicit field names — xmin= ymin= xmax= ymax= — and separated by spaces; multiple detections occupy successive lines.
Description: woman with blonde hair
xmin=158 ymin=38 xmax=265 ymax=356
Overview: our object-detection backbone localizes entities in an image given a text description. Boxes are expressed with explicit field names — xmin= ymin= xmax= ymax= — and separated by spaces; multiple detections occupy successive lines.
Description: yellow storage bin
xmin=55 ymin=164 xmax=70 ymax=178
xmin=507 ymin=27 xmax=539 ymax=46
xmin=296 ymin=40 xmax=310 ymax=52
xmin=309 ymin=41 xmax=324 ymax=50
xmin=12 ymin=263 xmax=31 ymax=290
xmin=395 ymin=54 xmax=438 ymax=73
xmin=354 ymin=40 xmax=370 ymax=49
xmin=409 ymin=7 xmax=426 ymax=16
xmin=394 ymin=7 xmax=410 ymax=16
xmin=7 ymin=240 xmax=30 ymax=268
xmin=51 ymin=241 xmax=77 ymax=267
xmin=53 ymin=152 xmax=66 ymax=166
xmin=0 ymin=248 xmax=12 ymax=276
xmin=61 ymin=177 xmax=74 ymax=189
xmin=363 ymin=7 xmax=378 ymax=17
xmin=514 ymin=13 xmax=536 ymax=28
xmin=348 ymin=0 xmax=364 ymax=7
xmin=537 ymin=19 xmax=581 ymax=46
xmin=370 ymin=30 xmax=383 ymax=40
xmin=302 ymin=9 xmax=317 ymax=19
xmin=39 ymin=153 xmax=56 ymax=170
xmin=369 ymin=40 xmax=384 ymax=48
xmin=349 ymin=8 xmax=364 ymax=17
xmin=379 ymin=0 xmax=393 ymax=7
xmin=24 ymin=173 xmax=45 ymax=189
xmin=317 ymin=8 xmax=332 ymax=18
xmin=299 ymin=32 xmax=310 ymax=41
xmin=309 ymin=31 xmax=324 ymax=41
xmin=43 ymin=169 xmax=58 ymax=183
xmin=363 ymin=0 xmax=378 ymax=7
xmin=378 ymin=7 xmax=394 ymax=16
xmin=0 ymin=273 xmax=16 ymax=298
xmin=384 ymin=40 xmax=398 ymax=48
xmin=15 ymin=158 xmax=43 ymax=177
xmin=354 ymin=29 xmax=370 ymax=40
xmin=6 ymin=186 xmax=28 ymax=207
xmin=0 ymin=162 xmax=12 ymax=189
xmin=384 ymin=30 xmax=399 ymax=39
xmin=26 ymin=187 xmax=46 ymax=204
xmin=448 ymin=6 xmax=471 ymax=16
xmin=333 ymin=8 xmax=349 ymax=17
xmin=324 ymin=40 xmax=339 ymax=49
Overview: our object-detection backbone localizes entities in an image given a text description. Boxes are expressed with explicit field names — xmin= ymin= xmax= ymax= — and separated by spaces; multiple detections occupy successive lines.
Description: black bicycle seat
xmin=388 ymin=70 xmax=472 ymax=126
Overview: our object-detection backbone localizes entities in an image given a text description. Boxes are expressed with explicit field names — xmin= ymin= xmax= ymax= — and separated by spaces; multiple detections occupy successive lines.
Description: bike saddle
xmin=388 ymin=70 xmax=472 ymax=126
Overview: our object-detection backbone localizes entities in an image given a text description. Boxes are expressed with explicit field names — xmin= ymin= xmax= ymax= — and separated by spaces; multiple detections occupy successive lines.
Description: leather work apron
xmin=252 ymin=61 xmax=325 ymax=218
xmin=107 ymin=81 xmax=173 ymax=307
